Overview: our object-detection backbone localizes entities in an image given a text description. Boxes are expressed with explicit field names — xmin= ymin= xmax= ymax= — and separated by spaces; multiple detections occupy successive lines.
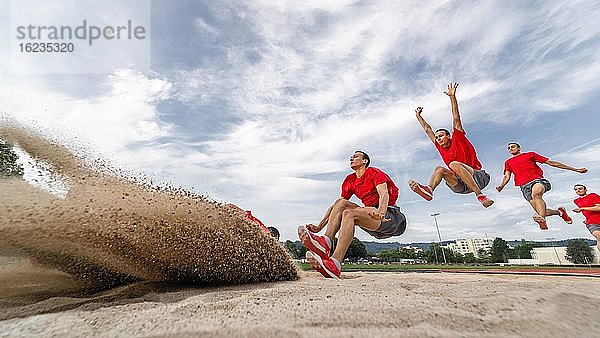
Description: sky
xmin=1 ymin=0 xmax=599 ymax=243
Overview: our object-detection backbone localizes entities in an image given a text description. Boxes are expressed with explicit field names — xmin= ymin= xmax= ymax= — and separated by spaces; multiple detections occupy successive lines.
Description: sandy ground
xmin=2 ymin=268 xmax=599 ymax=337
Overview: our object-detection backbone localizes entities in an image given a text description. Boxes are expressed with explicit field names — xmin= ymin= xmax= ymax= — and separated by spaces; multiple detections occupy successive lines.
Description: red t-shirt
xmin=245 ymin=210 xmax=270 ymax=233
xmin=504 ymin=152 xmax=549 ymax=186
xmin=341 ymin=167 xmax=398 ymax=207
xmin=574 ymin=193 xmax=600 ymax=225
xmin=434 ymin=128 xmax=482 ymax=170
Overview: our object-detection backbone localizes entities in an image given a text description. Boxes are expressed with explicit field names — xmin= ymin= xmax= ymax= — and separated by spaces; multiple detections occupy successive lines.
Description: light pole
xmin=547 ymin=237 xmax=562 ymax=265
xmin=431 ymin=239 xmax=439 ymax=264
xmin=432 ymin=213 xmax=447 ymax=264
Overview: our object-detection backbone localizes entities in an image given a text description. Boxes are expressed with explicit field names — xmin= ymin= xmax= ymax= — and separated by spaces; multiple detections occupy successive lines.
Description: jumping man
xmin=409 ymin=82 xmax=493 ymax=208
xmin=496 ymin=143 xmax=587 ymax=229
xmin=573 ymin=184 xmax=600 ymax=252
xmin=298 ymin=151 xmax=407 ymax=278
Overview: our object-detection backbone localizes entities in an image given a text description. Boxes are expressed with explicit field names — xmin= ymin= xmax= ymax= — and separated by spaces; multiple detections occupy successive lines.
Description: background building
xmin=507 ymin=246 xmax=600 ymax=265
xmin=446 ymin=238 xmax=494 ymax=257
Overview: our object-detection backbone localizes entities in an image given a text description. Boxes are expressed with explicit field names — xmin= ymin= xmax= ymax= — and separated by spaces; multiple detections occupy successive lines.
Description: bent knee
xmin=333 ymin=198 xmax=350 ymax=208
xmin=448 ymin=161 xmax=464 ymax=171
xmin=334 ymin=197 xmax=348 ymax=205
xmin=341 ymin=208 xmax=358 ymax=219
xmin=434 ymin=166 xmax=447 ymax=173
xmin=531 ymin=190 xmax=544 ymax=199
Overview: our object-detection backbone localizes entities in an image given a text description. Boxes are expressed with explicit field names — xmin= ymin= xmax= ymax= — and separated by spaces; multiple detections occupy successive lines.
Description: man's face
xmin=350 ymin=152 xmax=366 ymax=170
xmin=434 ymin=130 xmax=451 ymax=148
xmin=508 ymin=143 xmax=521 ymax=155
xmin=574 ymin=185 xmax=587 ymax=197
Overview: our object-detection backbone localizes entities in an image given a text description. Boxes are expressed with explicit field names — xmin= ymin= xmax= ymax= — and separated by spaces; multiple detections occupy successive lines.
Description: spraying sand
xmin=0 ymin=127 xmax=298 ymax=291
xmin=3 ymin=127 xmax=598 ymax=337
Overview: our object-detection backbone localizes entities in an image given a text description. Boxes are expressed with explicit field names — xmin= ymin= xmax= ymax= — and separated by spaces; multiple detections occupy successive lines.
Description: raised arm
xmin=444 ymin=82 xmax=463 ymax=132
xmin=496 ymin=170 xmax=512 ymax=193
xmin=545 ymin=160 xmax=588 ymax=174
xmin=415 ymin=107 xmax=436 ymax=144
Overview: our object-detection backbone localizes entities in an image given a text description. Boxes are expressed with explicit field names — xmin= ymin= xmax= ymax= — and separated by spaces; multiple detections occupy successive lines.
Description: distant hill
xmin=506 ymin=239 xmax=596 ymax=248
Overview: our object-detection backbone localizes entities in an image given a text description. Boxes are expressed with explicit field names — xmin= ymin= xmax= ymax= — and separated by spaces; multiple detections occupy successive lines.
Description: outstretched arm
xmin=574 ymin=204 xmax=600 ymax=213
xmin=444 ymin=82 xmax=463 ymax=132
xmin=545 ymin=160 xmax=588 ymax=174
xmin=496 ymin=171 xmax=512 ymax=193
xmin=415 ymin=107 xmax=436 ymax=144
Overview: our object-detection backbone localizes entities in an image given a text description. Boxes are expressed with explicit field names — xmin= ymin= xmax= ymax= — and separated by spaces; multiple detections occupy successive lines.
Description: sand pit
xmin=1 ymin=269 xmax=598 ymax=337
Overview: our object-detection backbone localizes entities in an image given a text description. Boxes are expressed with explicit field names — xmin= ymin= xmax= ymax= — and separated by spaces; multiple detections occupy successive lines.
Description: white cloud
xmin=2 ymin=0 xmax=600 ymax=242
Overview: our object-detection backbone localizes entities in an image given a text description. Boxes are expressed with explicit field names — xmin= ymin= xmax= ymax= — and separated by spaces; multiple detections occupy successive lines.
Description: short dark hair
xmin=267 ymin=226 xmax=280 ymax=240
xmin=355 ymin=150 xmax=370 ymax=167
xmin=508 ymin=142 xmax=521 ymax=148
xmin=574 ymin=184 xmax=587 ymax=190
xmin=435 ymin=128 xmax=450 ymax=136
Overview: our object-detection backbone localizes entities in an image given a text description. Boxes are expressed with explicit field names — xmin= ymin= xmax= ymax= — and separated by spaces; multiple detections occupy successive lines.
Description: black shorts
xmin=363 ymin=206 xmax=407 ymax=239
xmin=587 ymin=224 xmax=600 ymax=235
xmin=446 ymin=169 xmax=490 ymax=194
xmin=520 ymin=178 xmax=551 ymax=201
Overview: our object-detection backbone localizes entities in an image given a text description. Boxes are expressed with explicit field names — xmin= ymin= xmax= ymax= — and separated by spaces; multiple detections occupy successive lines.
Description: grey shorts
xmin=520 ymin=178 xmax=551 ymax=201
xmin=363 ymin=206 xmax=407 ymax=239
xmin=587 ymin=224 xmax=600 ymax=235
xmin=446 ymin=169 xmax=491 ymax=194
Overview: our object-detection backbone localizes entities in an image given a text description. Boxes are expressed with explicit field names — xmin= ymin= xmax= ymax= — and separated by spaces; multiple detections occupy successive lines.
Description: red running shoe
xmin=306 ymin=251 xmax=340 ymax=279
xmin=558 ymin=207 xmax=573 ymax=224
xmin=476 ymin=194 xmax=494 ymax=208
xmin=533 ymin=215 xmax=548 ymax=230
xmin=298 ymin=225 xmax=330 ymax=259
xmin=409 ymin=180 xmax=433 ymax=201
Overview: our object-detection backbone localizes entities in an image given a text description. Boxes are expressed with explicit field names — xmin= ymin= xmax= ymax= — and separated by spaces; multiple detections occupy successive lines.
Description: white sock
xmin=324 ymin=236 xmax=332 ymax=248
xmin=331 ymin=257 xmax=341 ymax=270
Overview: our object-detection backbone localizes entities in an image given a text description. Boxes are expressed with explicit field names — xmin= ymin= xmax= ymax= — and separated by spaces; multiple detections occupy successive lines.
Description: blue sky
xmin=1 ymin=0 xmax=599 ymax=243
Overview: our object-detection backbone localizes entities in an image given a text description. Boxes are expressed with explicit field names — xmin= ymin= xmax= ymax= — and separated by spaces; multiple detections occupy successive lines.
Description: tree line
xmin=285 ymin=236 xmax=596 ymax=265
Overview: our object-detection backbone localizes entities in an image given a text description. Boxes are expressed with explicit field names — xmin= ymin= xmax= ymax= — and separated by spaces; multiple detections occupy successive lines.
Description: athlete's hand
xmin=368 ymin=211 xmax=390 ymax=222
xmin=573 ymin=208 xmax=582 ymax=213
xmin=306 ymin=223 xmax=321 ymax=232
xmin=444 ymin=82 xmax=459 ymax=97
xmin=576 ymin=168 xmax=588 ymax=174
xmin=415 ymin=107 xmax=423 ymax=116
xmin=496 ymin=185 xmax=504 ymax=193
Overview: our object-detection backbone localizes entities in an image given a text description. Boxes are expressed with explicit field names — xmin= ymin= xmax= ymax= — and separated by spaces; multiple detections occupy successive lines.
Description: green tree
xmin=509 ymin=240 xmax=533 ymax=259
xmin=477 ymin=248 xmax=491 ymax=263
xmin=425 ymin=243 xmax=441 ymax=264
xmin=378 ymin=247 xmax=418 ymax=262
xmin=448 ymin=250 xmax=464 ymax=264
xmin=463 ymin=253 xmax=477 ymax=263
xmin=0 ymin=139 xmax=24 ymax=177
xmin=566 ymin=239 xmax=595 ymax=264
xmin=284 ymin=240 xmax=298 ymax=258
xmin=345 ymin=237 xmax=367 ymax=261
xmin=491 ymin=237 xmax=509 ymax=263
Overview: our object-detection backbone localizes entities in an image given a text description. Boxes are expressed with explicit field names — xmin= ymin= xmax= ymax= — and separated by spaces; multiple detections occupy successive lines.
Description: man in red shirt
xmin=496 ymin=143 xmax=587 ymax=229
xmin=298 ymin=150 xmax=407 ymax=278
xmin=409 ymin=83 xmax=493 ymax=208
xmin=573 ymin=184 xmax=600 ymax=252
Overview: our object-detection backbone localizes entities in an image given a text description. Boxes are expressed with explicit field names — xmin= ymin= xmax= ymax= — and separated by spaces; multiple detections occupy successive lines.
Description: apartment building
xmin=446 ymin=237 xmax=494 ymax=257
